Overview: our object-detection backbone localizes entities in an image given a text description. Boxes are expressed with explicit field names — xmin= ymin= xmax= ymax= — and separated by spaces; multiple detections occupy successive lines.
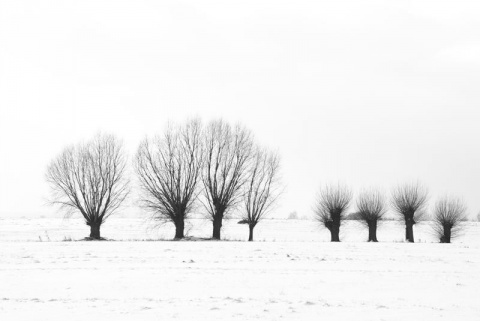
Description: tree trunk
xmin=174 ymin=219 xmax=185 ymax=239
xmin=212 ymin=215 xmax=223 ymax=240
xmin=368 ymin=221 xmax=378 ymax=242
xmin=329 ymin=224 xmax=340 ymax=242
xmin=330 ymin=229 xmax=340 ymax=242
xmin=248 ymin=224 xmax=254 ymax=242
xmin=405 ymin=218 xmax=414 ymax=243
xmin=441 ymin=225 xmax=451 ymax=243
xmin=89 ymin=222 xmax=101 ymax=239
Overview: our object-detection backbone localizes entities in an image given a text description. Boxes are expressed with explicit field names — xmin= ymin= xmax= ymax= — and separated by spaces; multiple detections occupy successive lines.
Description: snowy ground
xmin=1 ymin=218 xmax=479 ymax=320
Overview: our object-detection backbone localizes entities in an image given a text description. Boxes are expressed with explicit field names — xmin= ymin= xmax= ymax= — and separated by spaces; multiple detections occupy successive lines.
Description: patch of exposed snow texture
xmin=0 ymin=219 xmax=479 ymax=320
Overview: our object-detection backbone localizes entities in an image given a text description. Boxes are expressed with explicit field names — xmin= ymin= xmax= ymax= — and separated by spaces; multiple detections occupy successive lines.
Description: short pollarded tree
xmin=391 ymin=182 xmax=428 ymax=243
xmin=241 ymin=147 xmax=282 ymax=241
xmin=432 ymin=196 xmax=467 ymax=243
xmin=202 ymin=120 xmax=254 ymax=240
xmin=46 ymin=134 xmax=129 ymax=239
xmin=314 ymin=183 xmax=353 ymax=242
xmin=135 ymin=120 xmax=203 ymax=239
xmin=356 ymin=189 xmax=387 ymax=242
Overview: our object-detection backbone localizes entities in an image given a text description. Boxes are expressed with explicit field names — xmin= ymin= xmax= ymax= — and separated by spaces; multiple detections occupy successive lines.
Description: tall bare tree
xmin=135 ymin=119 xmax=203 ymax=239
xmin=432 ymin=196 xmax=466 ymax=243
xmin=391 ymin=182 xmax=428 ymax=243
xmin=356 ymin=189 xmax=387 ymax=242
xmin=46 ymin=134 xmax=129 ymax=239
xmin=202 ymin=119 xmax=254 ymax=240
xmin=241 ymin=147 xmax=282 ymax=241
xmin=314 ymin=183 xmax=353 ymax=242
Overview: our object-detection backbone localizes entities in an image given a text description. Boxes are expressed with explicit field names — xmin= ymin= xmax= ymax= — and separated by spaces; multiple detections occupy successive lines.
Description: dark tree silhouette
xmin=241 ymin=147 xmax=282 ymax=241
xmin=314 ymin=183 xmax=352 ymax=242
xmin=135 ymin=120 xmax=203 ymax=239
xmin=46 ymin=134 xmax=129 ymax=239
xmin=202 ymin=120 xmax=254 ymax=240
xmin=432 ymin=196 xmax=466 ymax=243
xmin=391 ymin=182 xmax=428 ymax=243
xmin=356 ymin=189 xmax=387 ymax=242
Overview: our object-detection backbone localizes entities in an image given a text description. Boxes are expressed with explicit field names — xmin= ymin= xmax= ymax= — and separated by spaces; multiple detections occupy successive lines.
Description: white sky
xmin=1 ymin=0 xmax=480 ymax=218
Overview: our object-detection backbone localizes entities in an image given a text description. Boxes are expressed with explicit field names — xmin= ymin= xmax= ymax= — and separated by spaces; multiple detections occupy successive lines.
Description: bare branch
xmin=391 ymin=182 xmax=428 ymax=222
xmin=356 ymin=188 xmax=387 ymax=225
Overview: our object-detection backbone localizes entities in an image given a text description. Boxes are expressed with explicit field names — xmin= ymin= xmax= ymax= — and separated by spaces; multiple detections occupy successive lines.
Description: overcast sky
xmin=1 ymin=0 xmax=480 ymax=219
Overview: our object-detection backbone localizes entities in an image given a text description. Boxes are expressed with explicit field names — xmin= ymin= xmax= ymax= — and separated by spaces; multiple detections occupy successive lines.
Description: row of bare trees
xmin=45 ymin=125 xmax=467 ymax=243
xmin=46 ymin=119 xmax=282 ymax=241
xmin=314 ymin=182 xmax=467 ymax=243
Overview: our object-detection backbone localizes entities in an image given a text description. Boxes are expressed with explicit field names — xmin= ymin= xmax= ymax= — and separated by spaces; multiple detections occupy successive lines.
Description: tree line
xmin=46 ymin=119 xmax=282 ymax=242
xmin=314 ymin=182 xmax=467 ymax=243
xmin=46 ymin=119 xmax=467 ymax=243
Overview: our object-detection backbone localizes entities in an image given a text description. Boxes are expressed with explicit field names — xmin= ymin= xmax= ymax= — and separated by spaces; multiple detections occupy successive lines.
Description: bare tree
xmin=241 ymin=147 xmax=282 ymax=241
xmin=432 ymin=196 xmax=466 ymax=243
xmin=356 ymin=189 xmax=387 ymax=242
xmin=314 ymin=183 xmax=353 ymax=242
xmin=391 ymin=182 xmax=428 ymax=243
xmin=46 ymin=134 xmax=129 ymax=239
xmin=202 ymin=119 xmax=254 ymax=240
xmin=135 ymin=119 xmax=203 ymax=239
xmin=287 ymin=211 xmax=299 ymax=220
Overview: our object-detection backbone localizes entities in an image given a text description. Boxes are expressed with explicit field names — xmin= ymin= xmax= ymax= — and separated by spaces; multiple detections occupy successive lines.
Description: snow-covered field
xmin=1 ymin=218 xmax=479 ymax=320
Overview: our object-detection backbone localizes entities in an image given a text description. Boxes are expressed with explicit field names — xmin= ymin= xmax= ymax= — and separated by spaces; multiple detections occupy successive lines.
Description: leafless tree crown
xmin=314 ymin=183 xmax=353 ymax=225
xmin=46 ymin=134 xmax=129 ymax=224
xmin=356 ymin=189 xmax=387 ymax=224
xmin=135 ymin=119 xmax=203 ymax=224
xmin=391 ymin=182 xmax=428 ymax=220
xmin=202 ymin=119 xmax=254 ymax=220
xmin=242 ymin=147 xmax=282 ymax=226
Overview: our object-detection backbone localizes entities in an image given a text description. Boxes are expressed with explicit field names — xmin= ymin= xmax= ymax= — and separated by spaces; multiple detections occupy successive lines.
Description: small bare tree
xmin=202 ymin=120 xmax=254 ymax=240
xmin=356 ymin=189 xmax=387 ymax=242
xmin=135 ymin=119 xmax=203 ymax=239
xmin=432 ymin=196 xmax=466 ymax=243
xmin=391 ymin=182 xmax=428 ymax=243
xmin=241 ymin=147 xmax=282 ymax=241
xmin=287 ymin=211 xmax=299 ymax=220
xmin=46 ymin=134 xmax=129 ymax=239
xmin=314 ymin=183 xmax=352 ymax=242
